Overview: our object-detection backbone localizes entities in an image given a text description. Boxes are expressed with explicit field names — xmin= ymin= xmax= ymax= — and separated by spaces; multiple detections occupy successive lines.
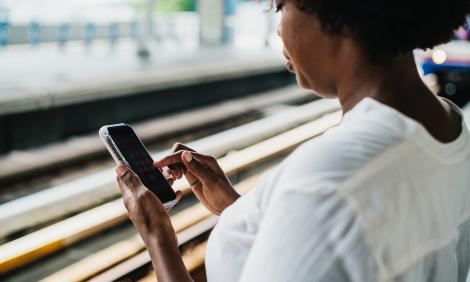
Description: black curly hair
xmin=281 ymin=0 xmax=470 ymax=62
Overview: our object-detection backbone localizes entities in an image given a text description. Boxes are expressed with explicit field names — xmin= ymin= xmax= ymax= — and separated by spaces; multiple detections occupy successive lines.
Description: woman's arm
xmin=145 ymin=231 xmax=193 ymax=282
xmin=116 ymin=165 xmax=193 ymax=282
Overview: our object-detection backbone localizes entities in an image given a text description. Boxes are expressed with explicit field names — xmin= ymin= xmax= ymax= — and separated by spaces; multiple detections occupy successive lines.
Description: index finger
xmin=172 ymin=142 xmax=196 ymax=153
xmin=154 ymin=151 xmax=184 ymax=168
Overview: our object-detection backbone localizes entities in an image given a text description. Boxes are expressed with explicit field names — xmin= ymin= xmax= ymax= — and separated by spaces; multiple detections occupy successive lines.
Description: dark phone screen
xmin=108 ymin=125 xmax=176 ymax=203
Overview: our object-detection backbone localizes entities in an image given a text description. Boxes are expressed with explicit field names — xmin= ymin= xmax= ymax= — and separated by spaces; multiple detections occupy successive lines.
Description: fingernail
xmin=182 ymin=151 xmax=192 ymax=162
xmin=116 ymin=165 xmax=128 ymax=176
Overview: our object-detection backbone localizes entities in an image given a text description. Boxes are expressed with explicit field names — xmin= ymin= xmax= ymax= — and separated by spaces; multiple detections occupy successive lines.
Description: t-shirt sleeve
xmin=238 ymin=179 xmax=377 ymax=282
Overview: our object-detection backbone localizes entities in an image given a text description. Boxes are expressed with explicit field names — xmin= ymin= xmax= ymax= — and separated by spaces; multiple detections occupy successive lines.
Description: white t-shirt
xmin=205 ymin=97 xmax=470 ymax=282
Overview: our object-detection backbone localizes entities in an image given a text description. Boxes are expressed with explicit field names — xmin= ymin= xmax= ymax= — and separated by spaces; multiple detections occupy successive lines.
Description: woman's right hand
xmin=154 ymin=143 xmax=240 ymax=215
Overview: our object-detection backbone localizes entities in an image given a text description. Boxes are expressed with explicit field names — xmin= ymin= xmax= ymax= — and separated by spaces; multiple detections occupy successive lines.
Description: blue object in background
xmin=58 ymin=23 xmax=70 ymax=46
xmin=130 ymin=21 xmax=139 ymax=40
xmin=109 ymin=22 xmax=119 ymax=45
xmin=30 ymin=21 xmax=41 ymax=45
xmin=84 ymin=23 xmax=95 ymax=46
xmin=0 ymin=21 xmax=9 ymax=47
xmin=223 ymin=0 xmax=237 ymax=43
xmin=422 ymin=59 xmax=470 ymax=75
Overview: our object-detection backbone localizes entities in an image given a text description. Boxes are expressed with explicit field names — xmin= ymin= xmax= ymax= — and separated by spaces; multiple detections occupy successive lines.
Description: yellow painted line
xmin=0 ymin=201 xmax=128 ymax=275
xmin=41 ymin=171 xmax=264 ymax=282
xmin=0 ymin=240 xmax=64 ymax=274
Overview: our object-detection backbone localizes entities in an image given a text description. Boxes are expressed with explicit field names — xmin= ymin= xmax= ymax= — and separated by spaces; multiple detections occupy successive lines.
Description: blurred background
xmin=0 ymin=0 xmax=286 ymax=153
xmin=0 ymin=1 xmax=469 ymax=281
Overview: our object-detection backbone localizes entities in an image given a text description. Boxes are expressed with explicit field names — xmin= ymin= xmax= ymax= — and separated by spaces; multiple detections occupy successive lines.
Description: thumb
xmin=116 ymin=165 xmax=143 ymax=190
xmin=181 ymin=151 xmax=219 ymax=185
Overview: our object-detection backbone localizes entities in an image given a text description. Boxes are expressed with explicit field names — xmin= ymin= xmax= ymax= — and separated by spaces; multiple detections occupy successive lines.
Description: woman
xmin=115 ymin=0 xmax=470 ymax=281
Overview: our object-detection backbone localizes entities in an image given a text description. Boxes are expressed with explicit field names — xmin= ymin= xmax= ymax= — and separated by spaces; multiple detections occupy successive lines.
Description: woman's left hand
xmin=116 ymin=165 xmax=183 ymax=247
xmin=116 ymin=165 xmax=194 ymax=282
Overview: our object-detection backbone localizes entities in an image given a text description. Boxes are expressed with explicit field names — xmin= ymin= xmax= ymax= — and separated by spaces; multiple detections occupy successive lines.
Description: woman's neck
xmin=336 ymin=52 xmax=429 ymax=114
xmin=335 ymin=51 xmax=462 ymax=143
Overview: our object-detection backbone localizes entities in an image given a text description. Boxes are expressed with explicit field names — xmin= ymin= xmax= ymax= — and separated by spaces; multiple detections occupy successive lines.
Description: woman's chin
xmin=295 ymin=74 xmax=311 ymax=90
xmin=295 ymin=76 xmax=336 ymax=99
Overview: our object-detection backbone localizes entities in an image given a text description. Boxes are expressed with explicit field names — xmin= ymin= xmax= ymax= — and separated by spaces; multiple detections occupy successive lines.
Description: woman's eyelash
xmin=275 ymin=4 xmax=283 ymax=13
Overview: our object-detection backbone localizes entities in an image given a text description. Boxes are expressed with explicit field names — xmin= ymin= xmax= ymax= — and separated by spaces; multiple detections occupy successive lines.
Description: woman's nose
xmin=277 ymin=25 xmax=281 ymax=38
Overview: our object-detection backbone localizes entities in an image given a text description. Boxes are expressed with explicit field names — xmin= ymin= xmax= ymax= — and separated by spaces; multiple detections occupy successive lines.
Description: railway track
xmin=0 ymin=84 xmax=312 ymax=193
xmin=0 ymin=96 xmax=339 ymax=241
xmin=0 ymin=95 xmax=342 ymax=282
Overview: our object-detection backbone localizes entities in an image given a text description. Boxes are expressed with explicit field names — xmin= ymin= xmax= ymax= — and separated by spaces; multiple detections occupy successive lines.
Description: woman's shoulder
xmin=278 ymin=105 xmax=407 ymax=187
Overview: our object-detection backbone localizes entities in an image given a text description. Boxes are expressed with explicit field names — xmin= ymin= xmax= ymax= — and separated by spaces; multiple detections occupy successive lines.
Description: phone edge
xmin=99 ymin=124 xmax=177 ymax=207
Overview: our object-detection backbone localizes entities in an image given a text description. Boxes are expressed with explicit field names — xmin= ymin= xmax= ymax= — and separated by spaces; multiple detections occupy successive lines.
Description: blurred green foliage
xmin=158 ymin=0 xmax=195 ymax=11
xmin=130 ymin=0 xmax=195 ymax=12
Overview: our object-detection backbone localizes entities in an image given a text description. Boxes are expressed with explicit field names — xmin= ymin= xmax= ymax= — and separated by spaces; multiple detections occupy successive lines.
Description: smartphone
xmin=99 ymin=123 xmax=177 ymax=208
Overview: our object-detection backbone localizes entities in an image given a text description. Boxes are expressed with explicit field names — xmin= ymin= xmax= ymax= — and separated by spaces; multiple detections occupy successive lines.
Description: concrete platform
xmin=0 ymin=41 xmax=286 ymax=115
xmin=0 ymin=41 xmax=294 ymax=152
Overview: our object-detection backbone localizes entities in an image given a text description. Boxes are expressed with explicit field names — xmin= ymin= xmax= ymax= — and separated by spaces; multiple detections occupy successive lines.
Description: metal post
xmin=109 ymin=22 xmax=119 ymax=47
xmin=137 ymin=0 xmax=155 ymax=58
xmin=58 ymin=23 xmax=70 ymax=47
xmin=198 ymin=0 xmax=235 ymax=45
xmin=0 ymin=21 xmax=8 ymax=47
xmin=30 ymin=21 xmax=41 ymax=46
xmin=0 ymin=7 xmax=9 ymax=47
xmin=264 ymin=10 xmax=274 ymax=47
xmin=130 ymin=20 xmax=139 ymax=41
xmin=222 ymin=0 xmax=236 ymax=43
xmin=84 ymin=22 xmax=95 ymax=46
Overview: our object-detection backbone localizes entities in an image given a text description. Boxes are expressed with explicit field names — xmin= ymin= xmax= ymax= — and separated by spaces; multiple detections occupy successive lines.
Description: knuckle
xmin=130 ymin=175 xmax=141 ymax=187
xmin=200 ymin=153 xmax=215 ymax=161
xmin=213 ymin=175 xmax=224 ymax=186
xmin=170 ymin=150 xmax=183 ymax=159
xmin=190 ymin=178 xmax=201 ymax=187
xmin=208 ymin=155 xmax=216 ymax=161
xmin=121 ymin=170 xmax=133 ymax=185
xmin=172 ymin=142 xmax=183 ymax=151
